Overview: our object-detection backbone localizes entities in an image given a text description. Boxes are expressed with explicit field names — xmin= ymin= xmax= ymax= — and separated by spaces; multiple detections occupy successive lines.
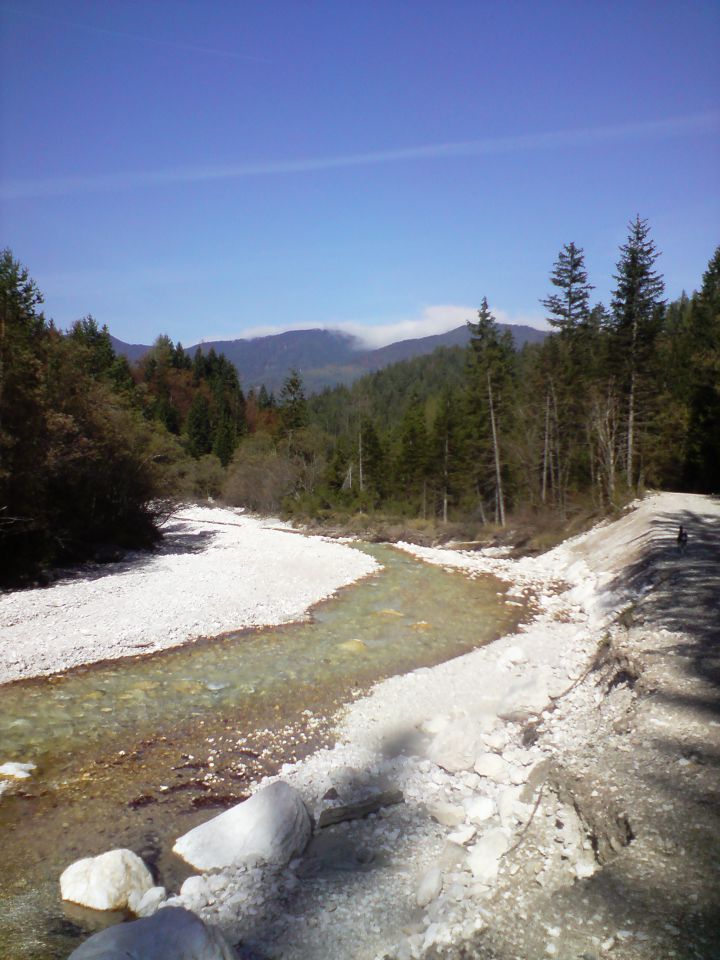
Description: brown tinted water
xmin=0 ymin=544 xmax=526 ymax=959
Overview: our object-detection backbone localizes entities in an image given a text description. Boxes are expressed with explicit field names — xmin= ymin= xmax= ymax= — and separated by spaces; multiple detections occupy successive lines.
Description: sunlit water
xmin=0 ymin=544 xmax=527 ymax=958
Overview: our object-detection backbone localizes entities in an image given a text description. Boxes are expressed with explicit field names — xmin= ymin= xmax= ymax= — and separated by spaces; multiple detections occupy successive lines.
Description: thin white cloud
xmin=206 ymin=304 xmax=546 ymax=350
xmin=2 ymin=113 xmax=717 ymax=201
xmin=0 ymin=6 xmax=268 ymax=62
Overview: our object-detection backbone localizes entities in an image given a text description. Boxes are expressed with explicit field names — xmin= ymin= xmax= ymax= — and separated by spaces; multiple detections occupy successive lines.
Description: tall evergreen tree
xmin=467 ymin=298 xmax=515 ymax=525
xmin=185 ymin=394 xmax=212 ymax=458
xmin=279 ymin=369 xmax=307 ymax=435
xmin=611 ymin=216 xmax=665 ymax=487
xmin=396 ymin=394 xmax=429 ymax=510
xmin=540 ymin=242 xmax=593 ymax=335
xmin=683 ymin=246 xmax=720 ymax=491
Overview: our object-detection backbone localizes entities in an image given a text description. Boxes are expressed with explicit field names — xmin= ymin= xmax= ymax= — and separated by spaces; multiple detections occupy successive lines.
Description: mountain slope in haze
xmin=110 ymin=323 xmax=546 ymax=393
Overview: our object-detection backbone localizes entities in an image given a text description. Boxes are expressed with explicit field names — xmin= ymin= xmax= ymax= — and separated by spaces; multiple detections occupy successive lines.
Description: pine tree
xmin=467 ymin=298 xmax=515 ymax=525
xmin=212 ymin=413 xmax=236 ymax=467
xmin=540 ymin=242 xmax=593 ymax=335
xmin=683 ymin=246 xmax=720 ymax=491
xmin=279 ymin=369 xmax=307 ymax=435
xmin=611 ymin=216 xmax=665 ymax=487
xmin=185 ymin=394 xmax=212 ymax=458
xmin=396 ymin=394 xmax=429 ymax=511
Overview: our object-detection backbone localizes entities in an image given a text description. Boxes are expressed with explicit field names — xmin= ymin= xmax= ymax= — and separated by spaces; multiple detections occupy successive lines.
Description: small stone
xmin=416 ymin=866 xmax=443 ymax=907
xmin=465 ymin=795 xmax=496 ymax=823
xmin=447 ymin=824 xmax=477 ymax=845
xmin=427 ymin=801 xmax=466 ymax=827
xmin=474 ymin=754 xmax=510 ymax=784
xmin=0 ymin=761 xmax=36 ymax=779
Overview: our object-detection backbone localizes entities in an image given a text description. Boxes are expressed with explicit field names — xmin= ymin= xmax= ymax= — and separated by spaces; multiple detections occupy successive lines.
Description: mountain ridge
xmin=109 ymin=323 xmax=546 ymax=393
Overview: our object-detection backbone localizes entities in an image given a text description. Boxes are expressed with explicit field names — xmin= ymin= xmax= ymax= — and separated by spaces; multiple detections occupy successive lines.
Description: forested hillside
xmin=110 ymin=320 xmax=546 ymax=394
xmin=2 ymin=219 xmax=718 ymax=582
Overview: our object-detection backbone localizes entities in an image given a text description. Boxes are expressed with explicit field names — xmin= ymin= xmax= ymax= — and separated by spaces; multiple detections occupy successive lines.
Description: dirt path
xmin=445 ymin=496 xmax=720 ymax=960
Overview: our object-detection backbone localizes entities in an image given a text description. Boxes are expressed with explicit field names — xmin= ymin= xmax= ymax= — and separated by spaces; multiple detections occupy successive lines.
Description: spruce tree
xmin=611 ymin=216 xmax=665 ymax=487
xmin=279 ymin=369 xmax=307 ymax=435
xmin=467 ymin=298 xmax=514 ymax=525
xmin=683 ymin=246 xmax=720 ymax=491
xmin=540 ymin=242 xmax=593 ymax=335
xmin=185 ymin=394 xmax=212 ymax=458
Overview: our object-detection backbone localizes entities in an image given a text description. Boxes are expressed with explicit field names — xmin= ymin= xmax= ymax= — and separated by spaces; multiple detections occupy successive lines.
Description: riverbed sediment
xmin=160 ymin=491 xmax=720 ymax=960
xmin=4 ymin=492 xmax=718 ymax=960
xmin=0 ymin=507 xmax=379 ymax=685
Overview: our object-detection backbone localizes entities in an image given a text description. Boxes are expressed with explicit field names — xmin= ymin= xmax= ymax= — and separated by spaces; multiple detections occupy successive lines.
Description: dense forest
xmin=1 ymin=217 xmax=718 ymax=583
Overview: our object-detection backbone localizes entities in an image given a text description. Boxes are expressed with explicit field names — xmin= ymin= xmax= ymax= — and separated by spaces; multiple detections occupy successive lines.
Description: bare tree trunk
xmin=549 ymin=381 xmax=565 ymax=518
xmin=442 ymin=434 xmax=449 ymax=523
xmin=475 ymin=484 xmax=487 ymax=525
xmin=541 ymin=393 xmax=550 ymax=504
xmin=358 ymin=427 xmax=364 ymax=492
xmin=487 ymin=372 xmax=505 ymax=527
xmin=626 ymin=367 xmax=635 ymax=489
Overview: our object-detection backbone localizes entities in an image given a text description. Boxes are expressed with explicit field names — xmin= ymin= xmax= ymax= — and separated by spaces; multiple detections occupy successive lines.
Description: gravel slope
xmin=159 ymin=491 xmax=719 ymax=960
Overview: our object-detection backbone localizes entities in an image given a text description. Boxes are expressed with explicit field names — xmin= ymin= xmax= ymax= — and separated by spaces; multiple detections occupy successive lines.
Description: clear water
xmin=0 ymin=544 xmax=525 ymax=959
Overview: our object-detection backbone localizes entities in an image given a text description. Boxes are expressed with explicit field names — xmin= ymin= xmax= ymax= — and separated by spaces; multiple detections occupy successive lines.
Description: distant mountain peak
xmin=110 ymin=323 xmax=545 ymax=393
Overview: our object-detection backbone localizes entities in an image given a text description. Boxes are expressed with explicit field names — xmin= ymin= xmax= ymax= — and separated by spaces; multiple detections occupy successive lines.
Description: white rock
xmin=67 ymin=905 xmax=237 ymax=959
xmin=474 ymin=753 xmax=511 ymax=783
xmin=416 ymin=866 xmax=443 ymax=907
xmin=426 ymin=801 xmax=466 ymax=827
xmin=509 ymin=765 xmax=528 ymax=785
xmin=418 ymin=714 xmax=451 ymax=735
xmin=426 ymin=717 xmax=484 ymax=773
xmin=173 ymin=780 xmax=311 ymax=871
xmin=501 ymin=645 xmax=527 ymax=665
xmin=497 ymin=787 xmax=524 ymax=825
xmin=497 ymin=671 xmax=551 ymax=721
xmin=0 ymin=761 xmax=36 ymax=779
xmin=574 ymin=857 xmax=597 ymax=879
xmin=60 ymin=848 xmax=154 ymax=912
xmin=480 ymin=729 xmax=508 ymax=752
xmin=448 ymin=824 xmax=477 ymax=845
xmin=180 ymin=875 xmax=210 ymax=905
xmin=465 ymin=795 xmax=496 ymax=823
xmin=467 ymin=828 xmax=511 ymax=882
xmin=134 ymin=885 xmax=167 ymax=917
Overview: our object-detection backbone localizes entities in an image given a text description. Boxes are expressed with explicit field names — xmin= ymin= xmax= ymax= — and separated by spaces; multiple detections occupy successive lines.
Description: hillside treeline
xmin=1 ymin=219 xmax=717 ymax=581
xmin=264 ymin=218 xmax=719 ymax=524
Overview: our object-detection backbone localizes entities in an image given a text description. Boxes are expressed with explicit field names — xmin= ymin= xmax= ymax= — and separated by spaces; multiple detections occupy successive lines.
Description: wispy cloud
xmin=208 ymin=304 xmax=546 ymax=350
xmin=2 ymin=112 xmax=717 ymax=202
xmin=0 ymin=6 xmax=268 ymax=62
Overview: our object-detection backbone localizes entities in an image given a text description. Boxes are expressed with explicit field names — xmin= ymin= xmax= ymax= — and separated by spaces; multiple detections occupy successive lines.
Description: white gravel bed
xmin=164 ymin=492 xmax=714 ymax=960
xmin=0 ymin=506 xmax=379 ymax=685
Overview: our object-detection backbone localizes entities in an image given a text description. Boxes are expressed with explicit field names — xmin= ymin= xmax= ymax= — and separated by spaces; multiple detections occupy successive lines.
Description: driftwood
xmin=317 ymin=788 xmax=404 ymax=828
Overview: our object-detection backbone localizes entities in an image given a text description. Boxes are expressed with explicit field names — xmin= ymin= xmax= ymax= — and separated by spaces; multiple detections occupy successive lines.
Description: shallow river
xmin=0 ymin=543 xmax=527 ymax=959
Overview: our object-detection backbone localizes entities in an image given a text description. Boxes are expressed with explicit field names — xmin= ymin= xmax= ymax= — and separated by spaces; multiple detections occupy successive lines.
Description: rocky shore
xmin=10 ymin=492 xmax=720 ymax=959
xmin=0 ymin=507 xmax=378 ymax=685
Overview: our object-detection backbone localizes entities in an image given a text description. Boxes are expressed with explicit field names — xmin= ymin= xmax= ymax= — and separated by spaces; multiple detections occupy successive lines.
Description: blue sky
xmin=1 ymin=1 xmax=718 ymax=347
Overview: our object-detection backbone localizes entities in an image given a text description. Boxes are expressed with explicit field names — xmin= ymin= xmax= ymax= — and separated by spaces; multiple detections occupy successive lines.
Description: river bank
xmin=151 ymin=491 xmax=718 ymax=960
xmin=3 ymin=492 xmax=718 ymax=959
xmin=0 ymin=507 xmax=379 ymax=685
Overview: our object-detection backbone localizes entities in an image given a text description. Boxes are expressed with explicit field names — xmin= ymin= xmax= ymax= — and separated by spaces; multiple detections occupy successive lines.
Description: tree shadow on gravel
xmin=40 ymin=524 xmax=219 ymax=588
xmin=221 ymin=727 xmax=432 ymax=960
xmin=608 ymin=503 xmax=720 ymax=701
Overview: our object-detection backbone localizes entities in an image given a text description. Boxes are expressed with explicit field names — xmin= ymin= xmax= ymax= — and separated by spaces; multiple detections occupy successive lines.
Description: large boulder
xmin=68 ymin=906 xmax=237 ymax=959
xmin=173 ymin=780 xmax=311 ymax=871
xmin=60 ymin=849 xmax=153 ymax=912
